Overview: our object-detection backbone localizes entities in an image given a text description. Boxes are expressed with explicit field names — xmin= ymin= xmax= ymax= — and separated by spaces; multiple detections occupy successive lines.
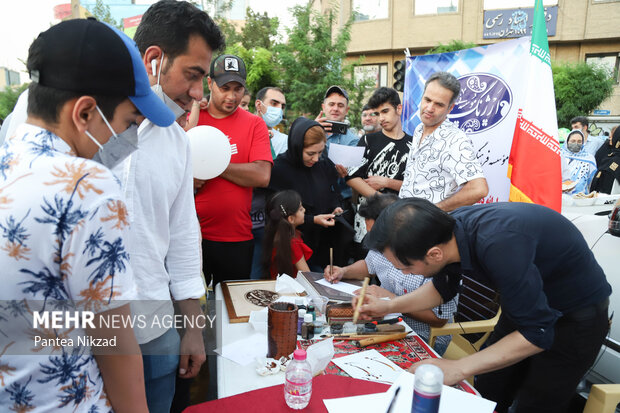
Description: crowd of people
xmin=0 ymin=1 xmax=612 ymax=413
xmin=561 ymin=116 xmax=620 ymax=195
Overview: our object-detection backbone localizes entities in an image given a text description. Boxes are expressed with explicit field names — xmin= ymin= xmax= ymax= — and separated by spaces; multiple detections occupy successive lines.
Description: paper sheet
xmin=331 ymin=349 xmax=404 ymax=384
xmin=316 ymin=278 xmax=360 ymax=296
xmin=324 ymin=371 xmax=496 ymax=413
xmin=218 ymin=333 xmax=267 ymax=366
xmin=327 ymin=143 xmax=365 ymax=167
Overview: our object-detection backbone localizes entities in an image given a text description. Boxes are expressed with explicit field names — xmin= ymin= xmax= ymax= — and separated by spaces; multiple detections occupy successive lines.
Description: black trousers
xmin=202 ymin=239 xmax=254 ymax=287
xmin=475 ymin=301 xmax=609 ymax=413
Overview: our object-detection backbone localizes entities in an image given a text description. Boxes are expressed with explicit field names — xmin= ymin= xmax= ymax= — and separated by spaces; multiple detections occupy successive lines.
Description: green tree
xmin=552 ymin=61 xmax=614 ymax=128
xmin=240 ymin=8 xmax=279 ymax=50
xmin=277 ymin=4 xmax=373 ymax=125
xmin=426 ymin=40 xmax=478 ymax=55
xmin=89 ymin=0 xmax=122 ymax=29
xmin=0 ymin=83 xmax=29 ymax=121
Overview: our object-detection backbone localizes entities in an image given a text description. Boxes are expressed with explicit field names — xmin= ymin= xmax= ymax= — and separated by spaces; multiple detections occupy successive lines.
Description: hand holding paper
xmin=328 ymin=143 xmax=365 ymax=168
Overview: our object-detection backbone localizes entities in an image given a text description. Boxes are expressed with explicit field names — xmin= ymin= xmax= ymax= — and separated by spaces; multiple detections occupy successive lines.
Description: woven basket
xmin=267 ymin=302 xmax=299 ymax=359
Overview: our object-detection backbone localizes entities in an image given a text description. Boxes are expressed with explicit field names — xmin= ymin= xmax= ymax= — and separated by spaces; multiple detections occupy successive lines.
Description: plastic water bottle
xmin=284 ymin=349 xmax=312 ymax=409
xmin=412 ymin=364 xmax=443 ymax=413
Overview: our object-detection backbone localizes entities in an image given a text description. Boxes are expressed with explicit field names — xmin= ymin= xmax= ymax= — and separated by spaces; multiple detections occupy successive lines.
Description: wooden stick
xmin=354 ymin=332 xmax=409 ymax=348
xmin=352 ymin=277 xmax=370 ymax=324
xmin=329 ymin=248 xmax=334 ymax=284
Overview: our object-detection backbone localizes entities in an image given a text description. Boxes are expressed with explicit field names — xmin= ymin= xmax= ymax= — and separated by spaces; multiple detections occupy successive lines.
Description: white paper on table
xmin=248 ymin=307 xmax=268 ymax=334
xmin=327 ymin=143 xmax=365 ymax=168
xmin=331 ymin=349 xmax=403 ymax=384
xmin=323 ymin=371 xmax=496 ymax=413
xmin=275 ymin=273 xmax=306 ymax=294
xmin=218 ymin=333 xmax=267 ymax=366
xmin=316 ymin=278 xmax=360 ymax=296
xmin=323 ymin=392 xmax=390 ymax=413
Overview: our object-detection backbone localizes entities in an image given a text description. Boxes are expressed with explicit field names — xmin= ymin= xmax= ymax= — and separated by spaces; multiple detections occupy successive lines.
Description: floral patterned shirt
xmin=399 ymin=119 xmax=485 ymax=202
xmin=0 ymin=123 xmax=135 ymax=412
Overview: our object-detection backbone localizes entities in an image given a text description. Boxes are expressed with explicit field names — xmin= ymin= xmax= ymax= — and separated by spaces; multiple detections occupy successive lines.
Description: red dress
xmin=270 ymin=233 xmax=313 ymax=279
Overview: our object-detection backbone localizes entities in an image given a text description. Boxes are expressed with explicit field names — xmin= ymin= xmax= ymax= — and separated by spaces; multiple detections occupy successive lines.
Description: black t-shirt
xmin=432 ymin=202 xmax=611 ymax=350
xmin=346 ymin=131 xmax=412 ymax=194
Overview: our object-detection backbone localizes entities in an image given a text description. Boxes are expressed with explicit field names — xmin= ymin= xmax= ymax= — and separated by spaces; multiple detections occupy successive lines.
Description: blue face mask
xmin=260 ymin=103 xmax=283 ymax=128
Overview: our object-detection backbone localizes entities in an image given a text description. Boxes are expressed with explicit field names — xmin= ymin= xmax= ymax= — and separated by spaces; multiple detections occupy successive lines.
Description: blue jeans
xmin=140 ymin=328 xmax=181 ymax=413
xmin=250 ymin=227 xmax=265 ymax=279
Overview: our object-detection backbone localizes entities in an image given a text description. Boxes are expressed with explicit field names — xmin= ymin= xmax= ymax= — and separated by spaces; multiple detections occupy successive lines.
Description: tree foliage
xmin=89 ymin=0 xmax=122 ymax=29
xmin=426 ymin=40 xmax=478 ymax=55
xmin=240 ymin=8 xmax=279 ymax=50
xmin=552 ymin=61 xmax=615 ymax=128
xmin=277 ymin=4 xmax=373 ymax=124
xmin=0 ymin=84 xmax=29 ymax=121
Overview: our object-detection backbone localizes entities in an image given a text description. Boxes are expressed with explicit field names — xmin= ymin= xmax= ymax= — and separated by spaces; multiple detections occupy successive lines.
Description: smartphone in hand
xmin=328 ymin=121 xmax=348 ymax=135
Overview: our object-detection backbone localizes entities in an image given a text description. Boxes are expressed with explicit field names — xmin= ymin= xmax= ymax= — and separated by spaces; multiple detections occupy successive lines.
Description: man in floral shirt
xmin=399 ymin=71 xmax=488 ymax=211
xmin=0 ymin=19 xmax=174 ymax=412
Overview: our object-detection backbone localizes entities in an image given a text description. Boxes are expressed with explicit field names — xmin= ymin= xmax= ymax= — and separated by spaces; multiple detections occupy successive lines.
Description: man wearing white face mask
xmin=255 ymin=86 xmax=288 ymax=156
xmin=249 ymin=86 xmax=288 ymax=278
xmin=121 ymin=2 xmax=225 ymax=412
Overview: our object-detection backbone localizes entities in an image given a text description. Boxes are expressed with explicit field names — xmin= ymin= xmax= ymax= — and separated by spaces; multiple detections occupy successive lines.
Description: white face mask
xmin=150 ymin=52 xmax=186 ymax=119
xmin=87 ymin=106 xmax=138 ymax=169
xmin=259 ymin=102 xmax=283 ymax=128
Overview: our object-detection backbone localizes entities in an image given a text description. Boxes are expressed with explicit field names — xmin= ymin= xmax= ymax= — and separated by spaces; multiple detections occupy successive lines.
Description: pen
xmin=385 ymin=385 xmax=400 ymax=413
xmin=373 ymin=317 xmax=403 ymax=325
xmin=329 ymin=247 xmax=334 ymax=284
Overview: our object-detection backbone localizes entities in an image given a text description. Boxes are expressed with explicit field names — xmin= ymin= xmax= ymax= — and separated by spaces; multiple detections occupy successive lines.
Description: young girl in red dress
xmin=262 ymin=190 xmax=313 ymax=279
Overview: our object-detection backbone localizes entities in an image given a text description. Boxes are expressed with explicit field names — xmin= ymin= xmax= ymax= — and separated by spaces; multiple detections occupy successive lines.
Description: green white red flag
xmin=507 ymin=0 xmax=561 ymax=211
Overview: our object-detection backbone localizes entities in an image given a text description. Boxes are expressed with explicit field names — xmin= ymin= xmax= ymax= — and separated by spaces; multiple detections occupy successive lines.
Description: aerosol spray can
xmin=412 ymin=364 xmax=443 ymax=413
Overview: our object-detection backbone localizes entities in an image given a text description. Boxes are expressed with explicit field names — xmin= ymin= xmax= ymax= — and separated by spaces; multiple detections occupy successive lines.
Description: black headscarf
xmin=283 ymin=117 xmax=322 ymax=168
xmin=590 ymin=128 xmax=620 ymax=194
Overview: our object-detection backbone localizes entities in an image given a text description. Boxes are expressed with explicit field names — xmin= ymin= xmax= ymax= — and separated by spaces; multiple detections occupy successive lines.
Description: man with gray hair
xmin=399 ymin=71 xmax=488 ymax=211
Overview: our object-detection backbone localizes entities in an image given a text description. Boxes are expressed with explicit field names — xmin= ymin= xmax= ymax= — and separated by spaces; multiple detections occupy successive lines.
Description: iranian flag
xmin=507 ymin=0 xmax=561 ymax=211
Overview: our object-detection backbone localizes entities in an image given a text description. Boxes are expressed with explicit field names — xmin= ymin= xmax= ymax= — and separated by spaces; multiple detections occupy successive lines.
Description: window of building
xmin=585 ymin=53 xmax=620 ymax=83
xmin=483 ymin=0 xmax=557 ymax=8
xmin=414 ymin=0 xmax=458 ymax=15
xmin=352 ymin=0 xmax=389 ymax=21
xmin=354 ymin=64 xmax=388 ymax=89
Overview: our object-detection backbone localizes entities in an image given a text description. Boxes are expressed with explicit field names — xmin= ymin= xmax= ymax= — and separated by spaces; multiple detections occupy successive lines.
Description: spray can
xmin=412 ymin=364 xmax=443 ymax=413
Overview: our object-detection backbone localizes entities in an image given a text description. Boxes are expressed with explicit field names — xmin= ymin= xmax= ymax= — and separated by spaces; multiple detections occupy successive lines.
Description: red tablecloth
xmin=183 ymin=375 xmax=390 ymax=412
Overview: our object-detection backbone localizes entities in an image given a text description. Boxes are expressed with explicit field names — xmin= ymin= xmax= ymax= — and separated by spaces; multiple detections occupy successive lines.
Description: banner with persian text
xmin=402 ymin=36 xmax=531 ymax=203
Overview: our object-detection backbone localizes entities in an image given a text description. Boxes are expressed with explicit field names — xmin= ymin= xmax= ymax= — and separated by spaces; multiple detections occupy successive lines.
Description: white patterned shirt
xmin=365 ymin=250 xmax=457 ymax=350
xmin=399 ymin=119 xmax=485 ymax=202
xmin=0 ymin=123 xmax=135 ymax=412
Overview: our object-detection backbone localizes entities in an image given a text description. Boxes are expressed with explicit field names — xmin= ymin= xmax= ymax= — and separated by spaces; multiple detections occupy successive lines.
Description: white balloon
xmin=187 ymin=125 xmax=231 ymax=180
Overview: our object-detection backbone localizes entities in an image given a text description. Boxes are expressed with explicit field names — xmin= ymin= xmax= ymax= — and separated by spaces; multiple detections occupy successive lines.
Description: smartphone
xmin=328 ymin=120 xmax=348 ymax=135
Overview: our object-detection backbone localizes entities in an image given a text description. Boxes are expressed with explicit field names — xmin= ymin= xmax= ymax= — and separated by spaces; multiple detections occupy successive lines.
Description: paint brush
xmin=352 ymin=277 xmax=370 ymax=324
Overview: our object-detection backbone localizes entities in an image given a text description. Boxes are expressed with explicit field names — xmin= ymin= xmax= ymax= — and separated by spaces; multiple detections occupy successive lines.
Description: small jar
xmin=297 ymin=309 xmax=306 ymax=335
xmin=301 ymin=313 xmax=314 ymax=340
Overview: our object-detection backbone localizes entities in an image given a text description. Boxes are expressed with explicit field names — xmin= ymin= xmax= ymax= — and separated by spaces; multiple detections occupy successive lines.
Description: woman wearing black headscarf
xmin=267 ymin=117 xmax=352 ymax=271
xmin=590 ymin=127 xmax=620 ymax=194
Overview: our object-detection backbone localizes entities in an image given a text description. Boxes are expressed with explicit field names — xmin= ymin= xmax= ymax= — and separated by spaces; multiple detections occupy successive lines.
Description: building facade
xmin=315 ymin=0 xmax=620 ymax=118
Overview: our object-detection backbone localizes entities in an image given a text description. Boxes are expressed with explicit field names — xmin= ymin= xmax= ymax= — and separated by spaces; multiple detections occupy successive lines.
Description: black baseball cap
xmin=324 ymin=85 xmax=349 ymax=102
xmin=28 ymin=18 xmax=174 ymax=127
xmin=209 ymin=54 xmax=247 ymax=88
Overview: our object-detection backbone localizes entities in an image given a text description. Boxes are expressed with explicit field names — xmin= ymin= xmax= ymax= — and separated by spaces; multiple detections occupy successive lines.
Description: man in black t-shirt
xmin=357 ymin=198 xmax=611 ymax=413
xmin=346 ymin=87 xmax=412 ymax=246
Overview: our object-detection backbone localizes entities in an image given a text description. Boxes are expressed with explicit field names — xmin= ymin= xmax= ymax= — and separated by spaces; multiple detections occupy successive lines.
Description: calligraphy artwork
xmin=331 ymin=349 xmax=403 ymax=384
xmin=449 ymin=73 xmax=512 ymax=135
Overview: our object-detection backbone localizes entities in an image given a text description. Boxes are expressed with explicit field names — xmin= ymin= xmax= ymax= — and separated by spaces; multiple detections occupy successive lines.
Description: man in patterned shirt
xmin=323 ymin=193 xmax=456 ymax=355
xmin=0 ymin=19 xmax=174 ymax=412
xmin=399 ymin=71 xmax=488 ymax=210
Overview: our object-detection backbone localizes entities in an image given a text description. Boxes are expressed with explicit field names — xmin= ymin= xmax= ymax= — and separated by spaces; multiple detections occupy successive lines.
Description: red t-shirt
xmin=195 ymin=108 xmax=272 ymax=241
xmin=270 ymin=235 xmax=313 ymax=279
